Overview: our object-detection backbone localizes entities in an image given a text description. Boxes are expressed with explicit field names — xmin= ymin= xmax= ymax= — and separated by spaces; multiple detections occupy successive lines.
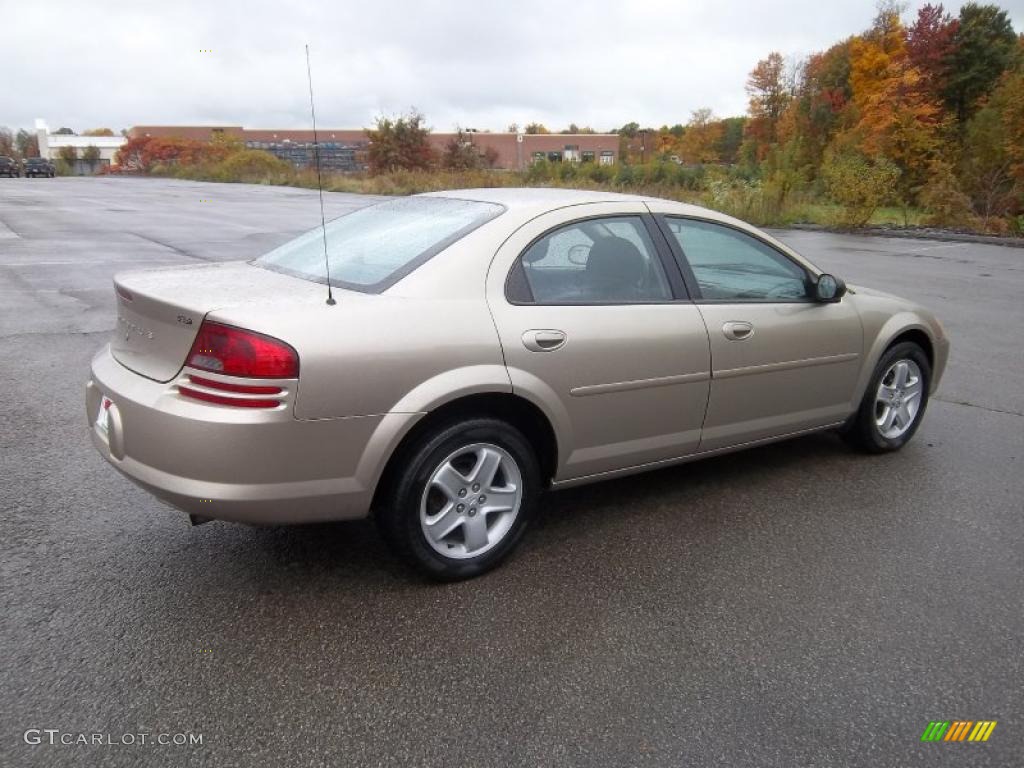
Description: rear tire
xmin=376 ymin=417 xmax=541 ymax=581
xmin=843 ymin=341 xmax=931 ymax=453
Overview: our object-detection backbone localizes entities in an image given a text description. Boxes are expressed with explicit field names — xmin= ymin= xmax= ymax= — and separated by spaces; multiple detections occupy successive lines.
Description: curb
xmin=771 ymin=223 xmax=1024 ymax=249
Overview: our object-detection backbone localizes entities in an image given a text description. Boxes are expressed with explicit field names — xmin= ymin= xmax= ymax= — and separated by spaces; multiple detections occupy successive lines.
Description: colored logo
xmin=921 ymin=721 xmax=997 ymax=742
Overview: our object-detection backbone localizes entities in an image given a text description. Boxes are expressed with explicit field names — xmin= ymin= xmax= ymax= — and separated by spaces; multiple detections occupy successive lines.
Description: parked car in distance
xmin=87 ymin=189 xmax=949 ymax=580
xmin=0 ymin=157 xmax=20 ymax=179
xmin=23 ymin=157 xmax=55 ymax=177
xmin=0 ymin=156 xmax=20 ymax=177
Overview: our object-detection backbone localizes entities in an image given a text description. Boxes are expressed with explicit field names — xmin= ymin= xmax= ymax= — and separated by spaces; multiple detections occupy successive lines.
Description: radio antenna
xmin=305 ymin=44 xmax=335 ymax=306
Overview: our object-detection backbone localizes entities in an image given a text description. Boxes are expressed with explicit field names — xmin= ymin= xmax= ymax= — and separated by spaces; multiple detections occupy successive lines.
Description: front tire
xmin=843 ymin=341 xmax=931 ymax=453
xmin=376 ymin=417 xmax=541 ymax=581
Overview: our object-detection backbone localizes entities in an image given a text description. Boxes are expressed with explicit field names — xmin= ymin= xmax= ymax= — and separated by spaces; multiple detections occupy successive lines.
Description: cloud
xmin=2 ymin=0 xmax=1020 ymax=133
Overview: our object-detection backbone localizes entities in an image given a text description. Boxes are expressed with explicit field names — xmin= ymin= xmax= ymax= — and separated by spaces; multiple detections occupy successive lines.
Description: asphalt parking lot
xmin=2 ymin=177 xmax=1021 ymax=767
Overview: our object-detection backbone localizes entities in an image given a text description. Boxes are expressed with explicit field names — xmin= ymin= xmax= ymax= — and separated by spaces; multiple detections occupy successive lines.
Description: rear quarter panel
xmin=211 ymin=295 xmax=510 ymax=420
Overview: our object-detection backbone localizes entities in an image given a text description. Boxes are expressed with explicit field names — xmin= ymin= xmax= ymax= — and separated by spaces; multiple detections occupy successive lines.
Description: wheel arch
xmin=369 ymin=392 xmax=560 ymax=512
xmin=886 ymin=327 xmax=934 ymax=370
xmin=851 ymin=316 xmax=938 ymax=409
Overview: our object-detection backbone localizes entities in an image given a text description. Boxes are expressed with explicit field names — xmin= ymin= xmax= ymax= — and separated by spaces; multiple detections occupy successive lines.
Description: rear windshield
xmin=253 ymin=197 xmax=504 ymax=292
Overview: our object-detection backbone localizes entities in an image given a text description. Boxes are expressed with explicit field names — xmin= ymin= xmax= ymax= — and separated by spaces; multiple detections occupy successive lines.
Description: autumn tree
xmin=523 ymin=123 xmax=550 ymax=134
xmin=366 ymin=111 xmax=436 ymax=173
xmin=746 ymin=52 xmax=791 ymax=155
xmin=677 ymin=109 xmax=723 ymax=164
xmin=787 ymin=40 xmax=856 ymax=176
xmin=906 ymin=4 xmax=959 ymax=104
xmin=0 ymin=127 xmax=14 ymax=156
xmin=83 ymin=128 xmax=115 ymax=137
xmin=944 ymin=3 xmax=1017 ymax=121
xmin=846 ymin=9 xmax=943 ymax=211
xmin=442 ymin=128 xmax=485 ymax=171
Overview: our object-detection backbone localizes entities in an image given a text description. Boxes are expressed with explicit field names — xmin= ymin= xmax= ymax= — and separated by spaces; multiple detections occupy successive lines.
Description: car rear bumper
xmin=87 ymin=344 xmax=414 ymax=524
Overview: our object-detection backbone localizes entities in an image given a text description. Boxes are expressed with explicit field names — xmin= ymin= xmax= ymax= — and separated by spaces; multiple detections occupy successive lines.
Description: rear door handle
xmin=522 ymin=329 xmax=567 ymax=352
xmin=722 ymin=321 xmax=754 ymax=341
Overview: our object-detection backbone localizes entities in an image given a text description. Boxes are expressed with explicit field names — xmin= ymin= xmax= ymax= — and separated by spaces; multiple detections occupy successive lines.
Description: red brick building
xmin=127 ymin=126 xmax=620 ymax=171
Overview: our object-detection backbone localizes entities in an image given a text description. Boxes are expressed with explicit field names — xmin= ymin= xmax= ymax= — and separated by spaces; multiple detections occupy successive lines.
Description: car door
xmin=652 ymin=212 xmax=863 ymax=452
xmin=486 ymin=202 xmax=711 ymax=481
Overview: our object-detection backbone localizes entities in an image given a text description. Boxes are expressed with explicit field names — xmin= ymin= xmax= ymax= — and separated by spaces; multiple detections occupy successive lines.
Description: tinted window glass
xmin=666 ymin=218 xmax=808 ymax=301
xmin=255 ymin=197 xmax=503 ymax=292
xmin=519 ymin=217 xmax=672 ymax=304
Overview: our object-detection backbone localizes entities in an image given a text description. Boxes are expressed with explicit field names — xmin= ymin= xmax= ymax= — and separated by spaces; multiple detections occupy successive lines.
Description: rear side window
xmin=255 ymin=197 xmax=504 ymax=293
xmin=513 ymin=216 xmax=672 ymax=304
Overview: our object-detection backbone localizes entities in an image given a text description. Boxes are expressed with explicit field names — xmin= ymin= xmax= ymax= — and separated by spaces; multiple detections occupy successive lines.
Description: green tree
xmin=615 ymin=122 xmax=640 ymax=138
xmin=959 ymin=72 xmax=1021 ymax=222
xmin=714 ymin=117 xmax=747 ymax=164
xmin=83 ymin=145 xmax=101 ymax=171
xmin=15 ymin=129 xmax=38 ymax=158
xmin=944 ymin=3 xmax=1017 ymax=122
xmin=54 ymin=127 xmax=75 ymax=135
xmin=366 ymin=110 xmax=436 ymax=173
xmin=58 ymin=145 xmax=78 ymax=164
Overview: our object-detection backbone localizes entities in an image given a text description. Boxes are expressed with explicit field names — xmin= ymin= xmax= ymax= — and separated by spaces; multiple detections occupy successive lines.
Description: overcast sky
xmin=3 ymin=0 xmax=1022 ymax=134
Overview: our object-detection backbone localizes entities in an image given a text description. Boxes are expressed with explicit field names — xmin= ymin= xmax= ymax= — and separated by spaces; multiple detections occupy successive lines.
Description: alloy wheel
xmin=419 ymin=442 xmax=523 ymax=559
xmin=874 ymin=359 xmax=924 ymax=439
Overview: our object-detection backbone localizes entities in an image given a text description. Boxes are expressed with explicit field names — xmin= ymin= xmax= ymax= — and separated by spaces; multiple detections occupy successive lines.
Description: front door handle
xmin=722 ymin=321 xmax=754 ymax=341
xmin=522 ymin=329 xmax=567 ymax=352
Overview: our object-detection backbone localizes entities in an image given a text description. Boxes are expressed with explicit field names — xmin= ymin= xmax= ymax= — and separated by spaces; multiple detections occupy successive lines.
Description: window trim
xmin=504 ymin=213 xmax=691 ymax=307
xmin=653 ymin=214 xmax=815 ymax=304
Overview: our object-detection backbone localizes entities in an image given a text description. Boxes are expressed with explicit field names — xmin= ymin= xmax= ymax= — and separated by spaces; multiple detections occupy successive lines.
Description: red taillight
xmin=185 ymin=321 xmax=298 ymax=378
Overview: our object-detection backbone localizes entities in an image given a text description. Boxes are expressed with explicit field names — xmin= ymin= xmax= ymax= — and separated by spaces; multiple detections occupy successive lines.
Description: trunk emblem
xmin=117 ymin=315 xmax=155 ymax=341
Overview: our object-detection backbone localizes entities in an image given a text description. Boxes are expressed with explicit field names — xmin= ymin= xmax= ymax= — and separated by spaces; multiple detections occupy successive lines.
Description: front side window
xmin=665 ymin=218 xmax=809 ymax=301
xmin=255 ymin=197 xmax=503 ymax=292
xmin=514 ymin=216 xmax=672 ymax=304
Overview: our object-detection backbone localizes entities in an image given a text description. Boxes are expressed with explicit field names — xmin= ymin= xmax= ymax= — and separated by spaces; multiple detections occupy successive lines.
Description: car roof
xmin=420 ymin=187 xmax=708 ymax=216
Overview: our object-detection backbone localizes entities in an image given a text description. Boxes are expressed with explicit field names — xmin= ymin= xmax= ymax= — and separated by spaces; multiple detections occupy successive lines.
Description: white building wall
xmin=35 ymin=118 xmax=125 ymax=166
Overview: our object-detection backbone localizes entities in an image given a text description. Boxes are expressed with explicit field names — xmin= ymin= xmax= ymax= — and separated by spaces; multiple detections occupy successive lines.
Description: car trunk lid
xmin=110 ymin=261 xmax=325 ymax=382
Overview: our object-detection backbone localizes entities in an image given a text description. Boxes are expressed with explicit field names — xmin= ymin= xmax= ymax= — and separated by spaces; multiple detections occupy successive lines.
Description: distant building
xmin=36 ymin=119 xmax=126 ymax=174
xmin=127 ymin=125 xmax=620 ymax=171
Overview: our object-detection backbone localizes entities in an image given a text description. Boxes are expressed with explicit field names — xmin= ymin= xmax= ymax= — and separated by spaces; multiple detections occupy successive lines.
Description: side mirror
xmin=814 ymin=273 xmax=847 ymax=302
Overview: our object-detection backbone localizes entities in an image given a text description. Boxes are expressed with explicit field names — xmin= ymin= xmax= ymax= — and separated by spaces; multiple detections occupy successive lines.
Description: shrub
xmin=615 ymin=164 xmax=637 ymax=187
xmin=367 ymin=111 xmax=436 ymax=173
xmin=215 ymin=150 xmax=292 ymax=182
xmin=920 ymin=161 xmax=977 ymax=228
xmin=524 ymin=158 xmax=553 ymax=184
xmin=584 ymin=162 xmax=614 ymax=184
xmin=822 ymin=151 xmax=901 ymax=227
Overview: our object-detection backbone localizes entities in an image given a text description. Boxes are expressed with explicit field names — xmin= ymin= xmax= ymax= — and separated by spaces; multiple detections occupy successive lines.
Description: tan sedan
xmin=87 ymin=189 xmax=949 ymax=579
